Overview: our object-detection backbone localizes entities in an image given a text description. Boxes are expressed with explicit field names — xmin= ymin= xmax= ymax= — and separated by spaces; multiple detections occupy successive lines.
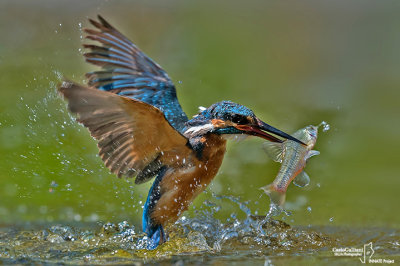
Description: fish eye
xmin=231 ymin=114 xmax=248 ymax=124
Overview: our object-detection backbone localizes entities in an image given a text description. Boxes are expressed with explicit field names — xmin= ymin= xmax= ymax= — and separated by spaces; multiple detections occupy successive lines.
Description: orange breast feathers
xmin=151 ymin=134 xmax=227 ymax=226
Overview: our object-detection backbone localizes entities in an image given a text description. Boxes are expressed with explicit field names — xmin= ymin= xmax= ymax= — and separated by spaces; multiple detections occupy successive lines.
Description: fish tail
xmin=261 ymin=184 xmax=286 ymax=207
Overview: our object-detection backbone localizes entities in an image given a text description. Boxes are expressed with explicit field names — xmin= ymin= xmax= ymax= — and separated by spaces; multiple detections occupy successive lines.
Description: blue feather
xmin=85 ymin=17 xmax=189 ymax=132
xmin=92 ymin=35 xmax=133 ymax=55
xmin=142 ymin=167 xmax=167 ymax=249
xmin=104 ymin=32 xmax=133 ymax=52
xmin=91 ymin=74 xmax=135 ymax=83
xmin=91 ymin=52 xmax=132 ymax=63
xmin=108 ymin=47 xmax=133 ymax=60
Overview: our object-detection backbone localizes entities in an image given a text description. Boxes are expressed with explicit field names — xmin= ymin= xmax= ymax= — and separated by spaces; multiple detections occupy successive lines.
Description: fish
xmin=261 ymin=123 xmax=325 ymax=207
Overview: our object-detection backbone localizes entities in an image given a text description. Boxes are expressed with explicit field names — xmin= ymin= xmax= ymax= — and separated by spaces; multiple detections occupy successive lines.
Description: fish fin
xmin=262 ymin=142 xmax=284 ymax=162
xmin=306 ymin=150 xmax=320 ymax=160
xmin=293 ymin=171 xmax=310 ymax=187
xmin=260 ymin=184 xmax=286 ymax=207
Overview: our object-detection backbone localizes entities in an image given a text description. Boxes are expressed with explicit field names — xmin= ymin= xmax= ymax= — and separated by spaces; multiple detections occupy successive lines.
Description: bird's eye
xmin=231 ymin=114 xmax=248 ymax=124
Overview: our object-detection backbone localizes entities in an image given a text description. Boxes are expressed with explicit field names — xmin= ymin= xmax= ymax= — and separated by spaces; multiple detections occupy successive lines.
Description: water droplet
xmin=318 ymin=121 xmax=330 ymax=132
xmin=74 ymin=214 xmax=81 ymax=221
xmin=329 ymin=217 xmax=334 ymax=222
xmin=307 ymin=206 xmax=312 ymax=212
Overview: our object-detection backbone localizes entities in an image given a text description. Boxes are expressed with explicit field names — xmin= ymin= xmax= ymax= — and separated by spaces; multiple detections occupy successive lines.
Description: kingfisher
xmin=59 ymin=15 xmax=304 ymax=249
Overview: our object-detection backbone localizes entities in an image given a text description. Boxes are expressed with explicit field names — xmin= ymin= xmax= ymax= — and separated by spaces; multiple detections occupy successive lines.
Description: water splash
xmin=317 ymin=121 xmax=330 ymax=132
xmin=0 ymin=214 xmax=337 ymax=264
xmin=0 ymin=193 xmax=397 ymax=264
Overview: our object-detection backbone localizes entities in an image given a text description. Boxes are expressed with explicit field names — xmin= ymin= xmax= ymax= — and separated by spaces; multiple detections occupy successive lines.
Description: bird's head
xmin=184 ymin=101 xmax=304 ymax=144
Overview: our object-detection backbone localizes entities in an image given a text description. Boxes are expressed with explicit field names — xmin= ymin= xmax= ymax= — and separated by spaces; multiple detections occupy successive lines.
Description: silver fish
xmin=261 ymin=123 xmax=325 ymax=207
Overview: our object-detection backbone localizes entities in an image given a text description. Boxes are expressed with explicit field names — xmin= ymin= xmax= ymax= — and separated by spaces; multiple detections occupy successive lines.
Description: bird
xmin=58 ymin=15 xmax=304 ymax=249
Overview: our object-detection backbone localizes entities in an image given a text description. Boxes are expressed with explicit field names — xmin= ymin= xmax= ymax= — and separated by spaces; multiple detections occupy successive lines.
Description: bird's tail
xmin=261 ymin=184 xmax=286 ymax=207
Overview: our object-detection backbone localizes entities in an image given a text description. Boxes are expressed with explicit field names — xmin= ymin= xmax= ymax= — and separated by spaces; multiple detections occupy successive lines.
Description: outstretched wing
xmin=83 ymin=15 xmax=188 ymax=132
xmin=59 ymin=81 xmax=190 ymax=183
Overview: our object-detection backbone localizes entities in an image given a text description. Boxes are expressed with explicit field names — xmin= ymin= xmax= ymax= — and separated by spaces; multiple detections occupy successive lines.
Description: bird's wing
xmin=59 ymin=81 xmax=191 ymax=183
xmin=83 ymin=15 xmax=188 ymax=132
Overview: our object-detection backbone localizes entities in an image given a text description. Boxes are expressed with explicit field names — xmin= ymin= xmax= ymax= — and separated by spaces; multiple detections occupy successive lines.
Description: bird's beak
xmin=236 ymin=118 xmax=306 ymax=145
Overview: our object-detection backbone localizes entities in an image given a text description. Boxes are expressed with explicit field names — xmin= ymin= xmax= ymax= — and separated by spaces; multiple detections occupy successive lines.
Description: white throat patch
xmin=184 ymin=123 xmax=214 ymax=138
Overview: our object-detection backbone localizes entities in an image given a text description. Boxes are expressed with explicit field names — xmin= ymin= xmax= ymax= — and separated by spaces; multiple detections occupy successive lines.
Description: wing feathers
xmin=59 ymin=81 xmax=190 ymax=181
xmin=85 ymin=18 xmax=164 ymax=76
xmin=83 ymin=15 xmax=189 ymax=132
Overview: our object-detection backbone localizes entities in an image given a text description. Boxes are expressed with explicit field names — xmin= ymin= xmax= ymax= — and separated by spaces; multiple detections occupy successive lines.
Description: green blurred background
xmin=0 ymin=0 xmax=399 ymax=229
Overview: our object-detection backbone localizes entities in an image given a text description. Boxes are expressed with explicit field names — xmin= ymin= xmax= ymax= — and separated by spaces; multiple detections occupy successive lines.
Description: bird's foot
xmin=137 ymin=226 xmax=167 ymax=250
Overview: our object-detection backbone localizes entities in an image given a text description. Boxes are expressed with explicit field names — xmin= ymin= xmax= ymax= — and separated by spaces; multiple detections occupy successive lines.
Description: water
xmin=1 ymin=202 xmax=398 ymax=264
xmin=1 ymin=0 xmax=399 ymax=264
